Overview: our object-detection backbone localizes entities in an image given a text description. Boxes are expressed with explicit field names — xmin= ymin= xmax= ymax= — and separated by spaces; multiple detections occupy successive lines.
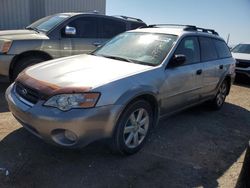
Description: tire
xmin=11 ymin=56 xmax=47 ymax=81
xmin=209 ymin=80 xmax=228 ymax=110
xmin=111 ymin=100 xmax=153 ymax=155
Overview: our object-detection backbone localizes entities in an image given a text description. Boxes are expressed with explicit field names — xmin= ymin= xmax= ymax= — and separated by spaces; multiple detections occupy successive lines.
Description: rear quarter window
xmin=130 ymin=22 xmax=146 ymax=30
xmin=213 ymin=39 xmax=232 ymax=58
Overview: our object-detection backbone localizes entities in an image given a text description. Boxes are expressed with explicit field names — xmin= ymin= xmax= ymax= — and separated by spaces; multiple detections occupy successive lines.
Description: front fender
xmin=114 ymin=85 xmax=160 ymax=106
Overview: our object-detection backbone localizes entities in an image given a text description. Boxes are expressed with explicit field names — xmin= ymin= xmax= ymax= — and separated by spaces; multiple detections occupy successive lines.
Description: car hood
xmin=22 ymin=54 xmax=152 ymax=90
xmin=232 ymin=53 xmax=250 ymax=61
xmin=0 ymin=29 xmax=48 ymax=40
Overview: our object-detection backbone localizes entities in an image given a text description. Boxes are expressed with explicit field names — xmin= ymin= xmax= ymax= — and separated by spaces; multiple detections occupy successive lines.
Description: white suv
xmin=231 ymin=43 xmax=250 ymax=78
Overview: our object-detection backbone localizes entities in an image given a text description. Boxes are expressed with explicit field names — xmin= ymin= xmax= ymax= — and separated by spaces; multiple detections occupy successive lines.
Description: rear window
xmin=199 ymin=37 xmax=218 ymax=61
xmin=213 ymin=39 xmax=231 ymax=58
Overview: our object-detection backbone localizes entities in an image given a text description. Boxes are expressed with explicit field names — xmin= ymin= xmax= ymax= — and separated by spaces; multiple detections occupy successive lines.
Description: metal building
xmin=0 ymin=0 xmax=106 ymax=30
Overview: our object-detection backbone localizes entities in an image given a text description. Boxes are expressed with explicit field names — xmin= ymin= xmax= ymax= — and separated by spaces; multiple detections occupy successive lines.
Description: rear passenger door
xmin=199 ymin=37 xmax=224 ymax=97
xmin=161 ymin=36 xmax=203 ymax=114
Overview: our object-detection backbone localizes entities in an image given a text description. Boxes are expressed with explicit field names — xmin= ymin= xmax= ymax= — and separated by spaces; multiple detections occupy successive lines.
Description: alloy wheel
xmin=216 ymin=82 xmax=227 ymax=106
xmin=123 ymin=108 xmax=149 ymax=148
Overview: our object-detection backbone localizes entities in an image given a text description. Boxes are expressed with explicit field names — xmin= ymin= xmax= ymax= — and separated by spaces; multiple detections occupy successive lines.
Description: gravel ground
xmin=0 ymin=77 xmax=249 ymax=188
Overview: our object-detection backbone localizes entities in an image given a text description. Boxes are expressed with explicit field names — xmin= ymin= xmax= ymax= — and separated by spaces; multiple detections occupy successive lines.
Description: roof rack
xmin=142 ymin=24 xmax=219 ymax=35
xmin=113 ymin=15 xmax=144 ymax=23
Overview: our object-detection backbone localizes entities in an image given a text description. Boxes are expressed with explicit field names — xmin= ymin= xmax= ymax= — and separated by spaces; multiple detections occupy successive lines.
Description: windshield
xmin=27 ymin=14 xmax=70 ymax=32
xmin=93 ymin=32 xmax=178 ymax=66
xmin=231 ymin=44 xmax=250 ymax=54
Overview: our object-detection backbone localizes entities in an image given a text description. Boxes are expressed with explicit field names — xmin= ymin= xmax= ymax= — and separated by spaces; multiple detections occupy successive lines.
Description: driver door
xmin=160 ymin=36 xmax=204 ymax=114
xmin=60 ymin=16 xmax=103 ymax=57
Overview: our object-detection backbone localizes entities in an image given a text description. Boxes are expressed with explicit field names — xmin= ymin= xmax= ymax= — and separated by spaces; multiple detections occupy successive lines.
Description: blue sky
xmin=107 ymin=0 xmax=250 ymax=45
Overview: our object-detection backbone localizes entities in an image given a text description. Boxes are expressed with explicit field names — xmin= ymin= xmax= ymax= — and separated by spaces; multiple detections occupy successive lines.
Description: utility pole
xmin=226 ymin=34 xmax=230 ymax=45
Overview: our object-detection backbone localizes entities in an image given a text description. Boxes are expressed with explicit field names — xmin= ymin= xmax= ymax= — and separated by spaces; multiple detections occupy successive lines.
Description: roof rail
xmin=113 ymin=15 xmax=144 ymax=22
xmin=142 ymin=24 xmax=219 ymax=35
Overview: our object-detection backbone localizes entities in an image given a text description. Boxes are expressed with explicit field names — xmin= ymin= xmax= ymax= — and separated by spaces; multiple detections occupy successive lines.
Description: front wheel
xmin=11 ymin=56 xmax=48 ymax=81
xmin=111 ymin=100 xmax=153 ymax=155
xmin=210 ymin=80 xmax=228 ymax=110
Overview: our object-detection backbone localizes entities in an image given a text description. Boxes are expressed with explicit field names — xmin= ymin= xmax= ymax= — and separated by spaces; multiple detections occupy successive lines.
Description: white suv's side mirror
xmin=65 ymin=26 xmax=76 ymax=35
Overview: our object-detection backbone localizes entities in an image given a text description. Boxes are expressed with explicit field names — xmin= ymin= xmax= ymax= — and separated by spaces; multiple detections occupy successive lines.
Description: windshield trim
xmin=231 ymin=44 xmax=250 ymax=54
xmin=26 ymin=14 xmax=71 ymax=34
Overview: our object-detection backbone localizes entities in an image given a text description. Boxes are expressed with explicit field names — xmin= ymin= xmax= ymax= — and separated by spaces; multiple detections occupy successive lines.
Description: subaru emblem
xmin=21 ymin=88 xmax=28 ymax=95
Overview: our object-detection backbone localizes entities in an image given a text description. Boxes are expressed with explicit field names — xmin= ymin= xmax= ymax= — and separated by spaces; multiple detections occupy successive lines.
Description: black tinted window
xmin=213 ymin=39 xmax=231 ymax=58
xmin=130 ymin=22 xmax=145 ymax=30
xmin=199 ymin=37 xmax=218 ymax=61
xmin=100 ymin=18 xmax=126 ymax=38
xmin=63 ymin=17 xmax=98 ymax=38
xmin=175 ymin=37 xmax=200 ymax=64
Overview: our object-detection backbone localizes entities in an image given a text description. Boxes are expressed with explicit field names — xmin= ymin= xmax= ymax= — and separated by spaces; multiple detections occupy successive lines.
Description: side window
xmin=199 ymin=37 xmax=218 ymax=61
xmin=62 ymin=17 xmax=98 ymax=38
xmin=100 ymin=18 xmax=126 ymax=38
xmin=130 ymin=22 xmax=145 ymax=30
xmin=175 ymin=37 xmax=200 ymax=64
xmin=213 ymin=39 xmax=232 ymax=58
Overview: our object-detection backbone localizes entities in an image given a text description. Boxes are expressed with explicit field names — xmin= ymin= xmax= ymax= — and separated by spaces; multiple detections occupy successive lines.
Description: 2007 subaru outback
xmin=0 ymin=12 xmax=146 ymax=81
xmin=6 ymin=25 xmax=236 ymax=155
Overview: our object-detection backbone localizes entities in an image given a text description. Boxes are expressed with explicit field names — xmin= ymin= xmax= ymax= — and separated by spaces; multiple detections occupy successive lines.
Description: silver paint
xmin=5 ymin=28 xmax=236 ymax=148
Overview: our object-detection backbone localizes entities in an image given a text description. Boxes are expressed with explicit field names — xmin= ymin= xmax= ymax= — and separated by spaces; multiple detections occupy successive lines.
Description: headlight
xmin=44 ymin=93 xmax=100 ymax=111
xmin=0 ymin=40 xmax=12 ymax=53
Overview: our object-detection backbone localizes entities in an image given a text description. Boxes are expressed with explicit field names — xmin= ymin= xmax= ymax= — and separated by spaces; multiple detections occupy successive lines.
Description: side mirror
xmin=168 ymin=54 xmax=186 ymax=68
xmin=65 ymin=26 xmax=76 ymax=35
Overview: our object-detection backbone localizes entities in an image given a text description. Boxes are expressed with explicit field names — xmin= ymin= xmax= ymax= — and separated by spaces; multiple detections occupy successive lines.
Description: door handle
xmin=196 ymin=69 xmax=202 ymax=75
xmin=219 ymin=65 xmax=224 ymax=69
xmin=93 ymin=42 xmax=101 ymax=47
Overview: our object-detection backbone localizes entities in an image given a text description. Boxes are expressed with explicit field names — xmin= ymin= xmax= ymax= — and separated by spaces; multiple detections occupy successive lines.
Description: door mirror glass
xmin=65 ymin=26 xmax=76 ymax=35
xmin=169 ymin=54 xmax=186 ymax=67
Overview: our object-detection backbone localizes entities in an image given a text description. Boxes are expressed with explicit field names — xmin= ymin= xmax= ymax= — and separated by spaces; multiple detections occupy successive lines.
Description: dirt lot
xmin=0 ymin=77 xmax=249 ymax=188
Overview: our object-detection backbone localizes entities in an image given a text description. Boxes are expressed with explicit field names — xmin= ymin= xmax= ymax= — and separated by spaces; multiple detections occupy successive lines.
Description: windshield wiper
xmin=26 ymin=27 xmax=40 ymax=33
xmin=96 ymin=54 xmax=135 ymax=63
xmin=93 ymin=54 xmax=154 ymax=66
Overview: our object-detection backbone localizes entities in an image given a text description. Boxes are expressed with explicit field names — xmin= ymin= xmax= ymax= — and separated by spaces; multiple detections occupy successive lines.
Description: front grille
xmin=236 ymin=60 xmax=250 ymax=68
xmin=15 ymin=82 xmax=41 ymax=104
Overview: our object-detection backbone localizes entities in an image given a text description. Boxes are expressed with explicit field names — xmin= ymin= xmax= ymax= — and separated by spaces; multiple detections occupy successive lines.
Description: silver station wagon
xmin=6 ymin=25 xmax=236 ymax=155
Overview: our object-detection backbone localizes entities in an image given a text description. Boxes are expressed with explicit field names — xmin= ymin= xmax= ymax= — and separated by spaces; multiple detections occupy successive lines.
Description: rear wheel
xmin=210 ymin=80 xmax=228 ymax=110
xmin=11 ymin=56 xmax=48 ymax=81
xmin=111 ymin=100 xmax=153 ymax=155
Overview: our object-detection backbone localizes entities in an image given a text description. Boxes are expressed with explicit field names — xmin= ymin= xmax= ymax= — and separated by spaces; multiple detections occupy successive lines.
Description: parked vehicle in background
xmin=0 ymin=13 xmax=146 ymax=81
xmin=6 ymin=25 xmax=235 ymax=155
xmin=231 ymin=43 xmax=250 ymax=79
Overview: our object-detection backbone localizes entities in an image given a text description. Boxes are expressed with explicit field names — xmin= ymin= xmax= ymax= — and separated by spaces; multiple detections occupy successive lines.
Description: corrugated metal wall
xmin=0 ymin=0 xmax=106 ymax=30
xmin=45 ymin=0 xmax=106 ymax=15
xmin=0 ymin=0 xmax=30 ymax=30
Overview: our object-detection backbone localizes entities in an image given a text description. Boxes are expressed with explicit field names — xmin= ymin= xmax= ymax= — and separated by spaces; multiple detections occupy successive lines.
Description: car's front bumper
xmin=0 ymin=54 xmax=14 ymax=76
xmin=5 ymin=84 xmax=123 ymax=148
xmin=236 ymin=67 xmax=250 ymax=78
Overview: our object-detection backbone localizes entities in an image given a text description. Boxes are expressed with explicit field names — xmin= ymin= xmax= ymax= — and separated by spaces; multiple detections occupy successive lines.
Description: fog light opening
xmin=64 ymin=130 xmax=78 ymax=142
xmin=51 ymin=129 xmax=78 ymax=146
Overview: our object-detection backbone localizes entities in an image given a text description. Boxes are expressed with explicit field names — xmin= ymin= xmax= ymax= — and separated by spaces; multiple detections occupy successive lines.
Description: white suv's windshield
xmin=232 ymin=44 xmax=250 ymax=54
xmin=27 ymin=14 xmax=70 ymax=32
xmin=93 ymin=32 xmax=177 ymax=66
